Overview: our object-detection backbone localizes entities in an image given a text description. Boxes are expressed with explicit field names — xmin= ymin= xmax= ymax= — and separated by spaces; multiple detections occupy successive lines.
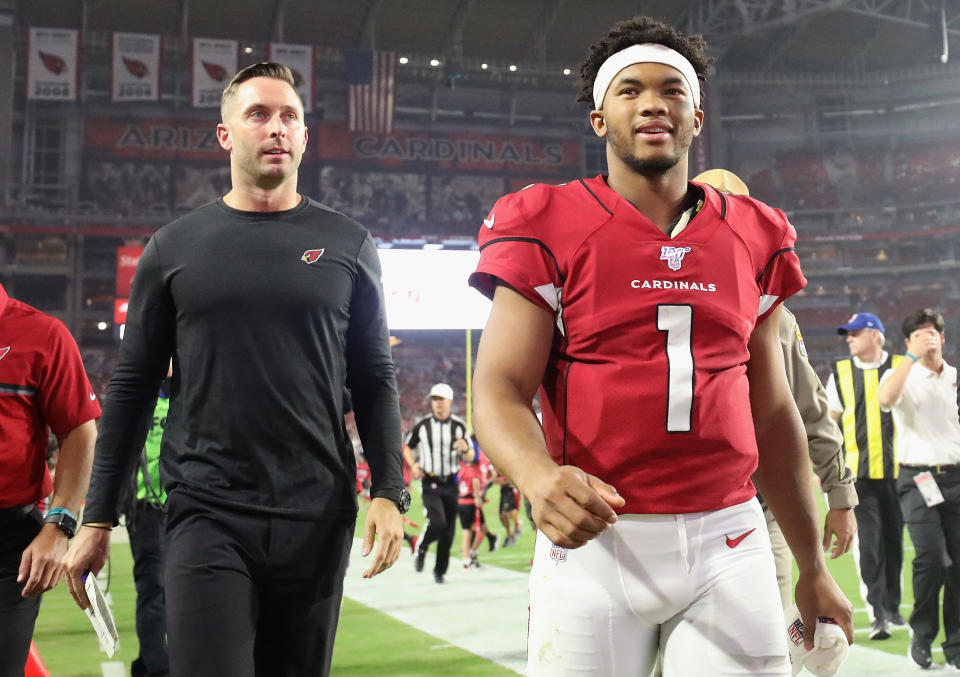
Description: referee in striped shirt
xmin=403 ymin=383 xmax=473 ymax=583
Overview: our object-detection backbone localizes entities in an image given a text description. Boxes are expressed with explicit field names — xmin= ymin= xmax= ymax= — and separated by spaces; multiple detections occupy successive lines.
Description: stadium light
xmin=429 ymin=59 xmax=440 ymax=67
xmin=508 ymin=64 xmax=517 ymax=72
xmin=399 ymin=56 xmax=409 ymax=64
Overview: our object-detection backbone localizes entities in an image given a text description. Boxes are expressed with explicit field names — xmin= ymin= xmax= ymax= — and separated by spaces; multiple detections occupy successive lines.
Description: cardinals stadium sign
xmin=311 ymin=122 xmax=580 ymax=176
xmin=112 ymin=33 xmax=162 ymax=101
xmin=191 ymin=38 xmax=238 ymax=108
xmin=27 ymin=27 xmax=80 ymax=100
xmin=84 ymin=118 xmax=221 ymax=159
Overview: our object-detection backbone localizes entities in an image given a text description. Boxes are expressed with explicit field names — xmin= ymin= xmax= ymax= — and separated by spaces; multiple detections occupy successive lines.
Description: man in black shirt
xmin=64 ymin=63 xmax=407 ymax=677
xmin=403 ymin=383 xmax=472 ymax=583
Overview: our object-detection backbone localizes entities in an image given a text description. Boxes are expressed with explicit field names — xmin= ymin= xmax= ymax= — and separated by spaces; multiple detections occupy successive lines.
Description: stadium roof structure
xmin=11 ymin=0 xmax=960 ymax=78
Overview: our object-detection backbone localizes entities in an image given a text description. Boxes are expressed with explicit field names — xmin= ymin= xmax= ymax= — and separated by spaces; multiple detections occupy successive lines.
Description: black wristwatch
xmin=372 ymin=487 xmax=412 ymax=514
xmin=43 ymin=510 xmax=78 ymax=538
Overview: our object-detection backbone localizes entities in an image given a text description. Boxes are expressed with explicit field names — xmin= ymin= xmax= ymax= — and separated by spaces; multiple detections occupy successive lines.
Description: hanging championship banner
xmin=191 ymin=38 xmax=237 ymax=108
xmin=112 ymin=32 xmax=161 ymax=101
xmin=266 ymin=43 xmax=315 ymax=112
xmin=26 ymin=27 xmax=80 ymax=100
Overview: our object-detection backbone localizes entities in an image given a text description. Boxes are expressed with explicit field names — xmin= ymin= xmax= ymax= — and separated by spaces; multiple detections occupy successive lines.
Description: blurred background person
xmin=825 ymin=312 xmax=905 ymax=640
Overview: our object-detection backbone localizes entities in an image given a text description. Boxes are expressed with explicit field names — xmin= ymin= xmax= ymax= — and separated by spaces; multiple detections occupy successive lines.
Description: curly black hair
xmin=577 ymin=16 xmax=715 ymax=108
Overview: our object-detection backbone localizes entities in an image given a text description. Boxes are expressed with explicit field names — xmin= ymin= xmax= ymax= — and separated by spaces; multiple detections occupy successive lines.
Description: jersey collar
xmin=585 ymin=175 xmax=725 ymax=242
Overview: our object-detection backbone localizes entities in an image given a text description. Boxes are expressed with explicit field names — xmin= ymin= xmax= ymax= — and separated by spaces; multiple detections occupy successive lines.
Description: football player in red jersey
xmin=469 ymin=16 xmax=854 ymax=677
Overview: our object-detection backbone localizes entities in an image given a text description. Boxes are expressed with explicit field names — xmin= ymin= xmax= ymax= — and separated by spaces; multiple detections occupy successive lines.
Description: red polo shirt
xmin=0 ymin=284 xmax=101 ymax=507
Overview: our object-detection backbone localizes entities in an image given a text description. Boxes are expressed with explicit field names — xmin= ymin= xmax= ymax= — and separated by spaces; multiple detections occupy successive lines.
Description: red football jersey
xmin=0 ymin=286 xmax=101 ymax=507
xmin=458 ymin=461 xmax=487 ymax=505
xmin=469 ymin=176 xmax=805 ymax=514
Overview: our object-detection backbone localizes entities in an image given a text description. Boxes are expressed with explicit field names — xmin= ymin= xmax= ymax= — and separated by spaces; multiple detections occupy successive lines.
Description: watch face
xmin=398 ymin=489 xmax=412 ymax=514
xmin=45 ymin=512 xmax=77 ymax=538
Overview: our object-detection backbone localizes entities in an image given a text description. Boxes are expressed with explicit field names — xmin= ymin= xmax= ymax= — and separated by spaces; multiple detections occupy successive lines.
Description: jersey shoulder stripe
xmin=479 ymin=236 xmax=565 ymax=284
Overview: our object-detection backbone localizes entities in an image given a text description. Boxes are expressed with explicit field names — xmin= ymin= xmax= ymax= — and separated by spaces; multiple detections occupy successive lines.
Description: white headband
xmin=592 ymin=43 xmax=701 ymax=110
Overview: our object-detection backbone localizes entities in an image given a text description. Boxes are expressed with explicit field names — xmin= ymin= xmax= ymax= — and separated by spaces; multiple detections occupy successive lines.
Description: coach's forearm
xmin=753 ymin=407 xmax=825 ymax=574
xmin=50 ymin=420 xmax=98 ymax=516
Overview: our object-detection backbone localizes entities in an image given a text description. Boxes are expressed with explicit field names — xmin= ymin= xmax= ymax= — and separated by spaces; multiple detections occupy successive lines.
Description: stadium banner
xmin=84 ymin=118 xmax=223 ymax=159
xmin=114 ymin=298 xmax=129 ymax=326
xmin=266 ymin=43 xmax=315 ymax=112
xmin=116 ymin=245 xmax=144 ymax=296
xmin=191 ymin=38 xmax=237 ymax=108
xmin=112 ymin=32 xmax=162 ymax=101
xmin=26 ymin=27 xmax=80 ymax=101
xmin=312 ymin=122 xmax=580 ymax=175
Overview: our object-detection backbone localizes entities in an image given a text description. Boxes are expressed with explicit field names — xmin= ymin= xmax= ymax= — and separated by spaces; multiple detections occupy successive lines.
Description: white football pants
xmin=527 ymin=498 xmax=789 ymax=676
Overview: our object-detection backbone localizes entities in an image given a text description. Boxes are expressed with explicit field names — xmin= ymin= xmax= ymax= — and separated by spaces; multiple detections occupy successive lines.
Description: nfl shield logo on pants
xmin=549 ymin=544 xmax=567 ymax=563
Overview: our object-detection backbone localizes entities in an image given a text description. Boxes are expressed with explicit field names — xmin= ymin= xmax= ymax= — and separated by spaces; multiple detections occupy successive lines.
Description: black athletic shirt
xmin=83 ymin=197 xmax=403 ymax=523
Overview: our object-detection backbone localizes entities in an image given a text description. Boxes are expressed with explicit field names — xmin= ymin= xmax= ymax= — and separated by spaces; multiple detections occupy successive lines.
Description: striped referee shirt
xmin=405 ymin=414 xmax=468 ymax=479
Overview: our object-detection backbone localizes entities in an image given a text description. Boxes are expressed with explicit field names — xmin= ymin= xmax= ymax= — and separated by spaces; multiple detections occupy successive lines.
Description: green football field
xmin=31 ymin=488 xmax=947 ymax=675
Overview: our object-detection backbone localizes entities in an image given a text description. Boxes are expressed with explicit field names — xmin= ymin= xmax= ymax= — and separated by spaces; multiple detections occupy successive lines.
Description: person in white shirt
xmin=824 ymin=312 xmax=905 ymax=640
xmin=877 ymin=308 xmax=960 ymax=670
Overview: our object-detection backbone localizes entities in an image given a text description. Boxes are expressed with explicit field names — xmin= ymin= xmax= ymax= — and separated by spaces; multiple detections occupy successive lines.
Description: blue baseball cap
xmin=837 ymin=312 xmax=885 ymax=335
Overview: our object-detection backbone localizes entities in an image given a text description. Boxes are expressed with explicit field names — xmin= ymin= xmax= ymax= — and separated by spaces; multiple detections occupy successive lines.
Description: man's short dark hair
xmin=577 ymin=16 xmax=714 ymax=108
xmin=902 ymin=308 xmax=945 ymax=337
xmin=221 ymin=62 xmax=301 ymax=119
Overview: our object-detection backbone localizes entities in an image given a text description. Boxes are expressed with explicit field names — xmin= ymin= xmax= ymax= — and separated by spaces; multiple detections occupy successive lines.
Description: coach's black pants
xmin=164 ymin=492 xmax=355 ymax=677
xmin=418 ymin=477 xmax=458 ymax=577
xmin=854 ymin=477 xmax=903 ymax=622
xmin=0 ymin=506 xmax=43 ymax=677
xmin=899 ymin=466 xmax=960 ymax=663
xmin=128 ymin=501 xmax=168 ymax=677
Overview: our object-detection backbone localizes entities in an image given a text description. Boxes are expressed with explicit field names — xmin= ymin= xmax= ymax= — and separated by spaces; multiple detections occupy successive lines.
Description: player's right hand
xmin=63 ymin=526 xmax=112 ymax=609
xmin=527 ymin=465 xmax=624 ymax=549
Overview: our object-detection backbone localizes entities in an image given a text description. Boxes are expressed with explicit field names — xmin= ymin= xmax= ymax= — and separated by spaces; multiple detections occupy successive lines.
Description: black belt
xmin=0 ymin=504 xmax=38 ymax=522
xmin=423 ymin=475 xmax=453 ymax=483
xmin=901 ymin=463 xmax=960 ymax=475
xmin=0 ymin=504 xmax=35 ymax=515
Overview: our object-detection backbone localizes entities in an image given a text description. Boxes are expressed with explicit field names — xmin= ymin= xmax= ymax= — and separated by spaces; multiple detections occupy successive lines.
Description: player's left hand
xmin=794 ymin=567 xmax=854 ymax=650
xmin=18 ymin=524 xmax=68 ymax=597
xmin=822 ymin=508 xmax=856 ymax=559
xmin=360 ymin=497 xmax=403 ymax=579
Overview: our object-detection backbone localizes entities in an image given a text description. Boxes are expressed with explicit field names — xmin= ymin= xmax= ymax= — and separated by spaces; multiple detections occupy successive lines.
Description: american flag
xmin=345 ymin=50 xmax=395 ymax=134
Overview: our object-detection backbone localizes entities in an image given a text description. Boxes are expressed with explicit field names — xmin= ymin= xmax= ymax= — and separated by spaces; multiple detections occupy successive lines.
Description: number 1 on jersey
xmin=657 ymin=304 xmax=694 ymax=432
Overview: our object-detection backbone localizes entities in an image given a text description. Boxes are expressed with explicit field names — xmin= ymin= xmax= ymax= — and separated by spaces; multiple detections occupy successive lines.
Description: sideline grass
xmin=32 ymin=484 xmax=943 ymax=673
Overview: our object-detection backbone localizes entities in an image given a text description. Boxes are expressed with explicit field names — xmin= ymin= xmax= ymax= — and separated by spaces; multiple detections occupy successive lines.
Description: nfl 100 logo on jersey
xmin=660 ymin=245 xmax=692 ymax=271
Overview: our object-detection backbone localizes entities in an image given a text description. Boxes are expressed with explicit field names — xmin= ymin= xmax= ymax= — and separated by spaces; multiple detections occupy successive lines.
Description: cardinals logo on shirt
xmin=0 ymin=346 xmax=9 ymax=361
xmin=301 ymin=249 xmax=325 ymax=265
xmin=660 ymin=246 xmax=692 ymax=272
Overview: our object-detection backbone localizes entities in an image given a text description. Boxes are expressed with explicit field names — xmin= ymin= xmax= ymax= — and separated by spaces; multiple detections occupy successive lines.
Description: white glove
xmin=785 ymin=605 xmax=849 ymax=677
